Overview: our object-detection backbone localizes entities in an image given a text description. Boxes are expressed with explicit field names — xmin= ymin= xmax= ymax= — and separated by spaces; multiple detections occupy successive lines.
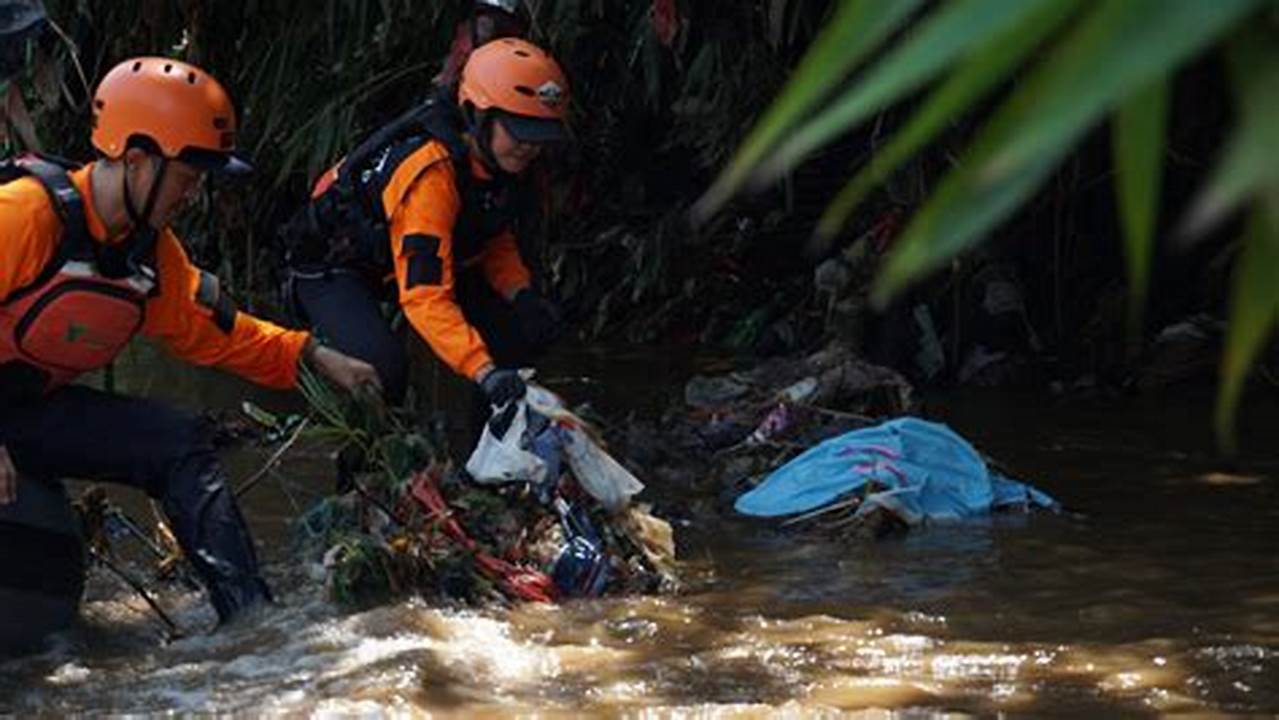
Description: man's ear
xmin=121 ymin=146 xmax=147 ymax=181
xmin=122 ymin=146 xmax=150 ymax=166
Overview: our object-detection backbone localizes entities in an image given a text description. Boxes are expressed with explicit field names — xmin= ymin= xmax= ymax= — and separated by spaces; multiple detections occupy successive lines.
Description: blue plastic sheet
xmin=734 ymin=417 xmax=1057 ymax=524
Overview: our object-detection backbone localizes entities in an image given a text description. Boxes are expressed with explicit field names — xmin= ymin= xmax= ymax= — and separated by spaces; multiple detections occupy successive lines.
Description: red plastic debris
xmin=408 ymin=470 xmax=557 ymax=603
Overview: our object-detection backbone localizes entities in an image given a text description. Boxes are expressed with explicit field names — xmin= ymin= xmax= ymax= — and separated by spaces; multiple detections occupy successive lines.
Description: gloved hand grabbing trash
xmin=478 ymin=366 xmax=526 ymax=407
xmin=512 ymin=288 xmax=562 ymax=346
xmin=466 ymin=382 xmax=647 ymax=511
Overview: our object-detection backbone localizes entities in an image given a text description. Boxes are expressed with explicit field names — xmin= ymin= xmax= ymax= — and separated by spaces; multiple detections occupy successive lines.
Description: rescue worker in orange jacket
xmin=286 ymin=39 xmax=568 ymax=420
xmin=0 ymin=57 xmax=380 ymax=625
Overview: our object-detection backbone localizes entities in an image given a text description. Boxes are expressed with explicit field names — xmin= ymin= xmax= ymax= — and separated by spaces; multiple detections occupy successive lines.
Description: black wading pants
xmin=0 ymin=386 xmax=269 ymax=623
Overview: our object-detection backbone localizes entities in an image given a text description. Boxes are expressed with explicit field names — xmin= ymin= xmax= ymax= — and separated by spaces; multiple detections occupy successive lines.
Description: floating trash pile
xmin=651 ymin=341 xmax=1058 ymax=538
xmin=293 ymin=378 xmax=678 ymax=611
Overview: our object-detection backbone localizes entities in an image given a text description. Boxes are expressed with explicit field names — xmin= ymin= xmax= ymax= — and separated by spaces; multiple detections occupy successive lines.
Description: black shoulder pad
xmin=196 ymin=270 xmax=237 ymax=334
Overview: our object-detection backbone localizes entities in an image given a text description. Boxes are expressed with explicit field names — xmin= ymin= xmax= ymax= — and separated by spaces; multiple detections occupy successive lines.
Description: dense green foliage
xmin=697 ymin=0 xmax=1279 ymax=450
xmin=4 ymin=0 xmax=1273 ymax=449
xmin=5 ymin=0 xmax=831 ymax=307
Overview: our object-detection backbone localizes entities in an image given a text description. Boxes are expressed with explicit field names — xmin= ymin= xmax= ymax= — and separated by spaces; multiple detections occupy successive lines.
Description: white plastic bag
xmin=465 ymin=401 xmax=546 ymax=484
xmin=527 ymin=382 xmax=645 ymax=510
xmin=467 ymin=382 xmax=645 ymax=510
xmin=559 ymin=423 xmax=645 ymax=511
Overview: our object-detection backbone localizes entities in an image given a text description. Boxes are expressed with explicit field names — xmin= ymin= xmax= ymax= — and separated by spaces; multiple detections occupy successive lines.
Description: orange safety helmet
xmin=91 ymin=57 xmax=251 ymax=174
xmin=458 ymin=38 xmax=570 ymax=144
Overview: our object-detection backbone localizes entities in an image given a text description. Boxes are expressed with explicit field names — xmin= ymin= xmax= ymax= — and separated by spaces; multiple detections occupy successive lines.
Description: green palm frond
xmin=697 ymin=0 xmax=1275 ymax=451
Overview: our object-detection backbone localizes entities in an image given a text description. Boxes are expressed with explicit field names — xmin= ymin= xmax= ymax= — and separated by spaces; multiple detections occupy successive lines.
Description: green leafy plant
xmin=297 ymin=365 xmax=439 ymax=490
xmin=696 ymin=0 xmax=1279 ymax=451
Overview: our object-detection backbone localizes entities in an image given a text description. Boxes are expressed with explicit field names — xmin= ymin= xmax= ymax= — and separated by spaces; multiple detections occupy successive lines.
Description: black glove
xmin=513 ymin=289 xmax=563 ymax=346
xmin=479 ymin=367 xmax=526 ymax=407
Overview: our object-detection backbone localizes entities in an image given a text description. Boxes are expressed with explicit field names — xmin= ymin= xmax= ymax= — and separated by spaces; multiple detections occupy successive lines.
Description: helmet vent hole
xmin=187 ymin=72 xmax=197 ymax=84
xmin=164 ymin=63 xmax=173 ymax=73
xmin=132 ymin=61 xmax=142 ymax=72
xmin=94 ymin=99 xmax=105 ymax=109
xmin=514 ymin=85 xmax=535 ymax=96
xmin=514 ymin=50 xmax=531 ymax=57
xmin=213 ymin=117 xmax=229 ymax=130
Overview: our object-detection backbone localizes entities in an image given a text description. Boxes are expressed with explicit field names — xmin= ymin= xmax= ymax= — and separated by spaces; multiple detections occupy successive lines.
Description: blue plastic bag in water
xmin=549 ymin=497 xmax=610 ymax=597
xmin=734 ymin=417 xmax=1057 ymax=524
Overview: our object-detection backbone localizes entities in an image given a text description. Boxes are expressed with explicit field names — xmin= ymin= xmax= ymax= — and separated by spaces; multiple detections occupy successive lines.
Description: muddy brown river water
xmin=1 ymin=341 xmax=1276 ymax=716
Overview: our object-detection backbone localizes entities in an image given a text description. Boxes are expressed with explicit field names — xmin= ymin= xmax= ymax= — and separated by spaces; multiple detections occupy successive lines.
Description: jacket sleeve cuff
xmin=277 ymin=329 xmax=312 ymax=388
xmin=460 ymin=350 xmax=495 ymax=382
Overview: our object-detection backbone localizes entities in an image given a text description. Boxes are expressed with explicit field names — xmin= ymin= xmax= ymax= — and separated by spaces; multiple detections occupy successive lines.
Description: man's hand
xmin=512 ymin=289 xmax=563 ymax=346
xmin=477 ymin=366 xmax=526 ymax=407
xmin=0 ymin=445 xmax=17 ymax=506
xmin=305 ymin=339 xmax=383 ymax=394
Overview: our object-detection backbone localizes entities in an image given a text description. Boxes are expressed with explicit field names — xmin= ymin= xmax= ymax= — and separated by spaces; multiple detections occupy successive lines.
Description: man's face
xmin=125 ymin=149 xmax=206 ymax=229
xmin=152 ymin=160 xmax=206 ymax=228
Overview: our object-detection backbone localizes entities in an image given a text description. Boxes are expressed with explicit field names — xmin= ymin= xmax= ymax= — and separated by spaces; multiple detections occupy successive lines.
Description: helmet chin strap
xmin=101 ymin=154 xmax=167 ymax=278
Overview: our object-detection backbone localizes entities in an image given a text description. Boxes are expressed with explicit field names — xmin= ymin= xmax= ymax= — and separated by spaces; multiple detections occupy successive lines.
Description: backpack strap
xmin=281 ymin=95 xmax=477 ymax=274
xmin=345 ymin=94 xmax=473 ymax=217
xmin=1 ymin=154 xmax=91 ymax=305
xmin=430 ymin=100 xmax=474 ymax=201
xmin=19 ymin=156 xmax=92 ymax=256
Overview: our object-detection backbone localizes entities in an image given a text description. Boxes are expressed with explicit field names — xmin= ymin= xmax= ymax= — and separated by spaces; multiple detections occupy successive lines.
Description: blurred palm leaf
xmin=1112 ymin=78 xmax=1167 ymax=337
xmin=1204 ymin=26 xmax=1279 ymax=451
xmin=761 ymin=0 xmax=1066 ymax=185
xmin=691 ymin=0 xmax=925 ymax=221
xmin=698 ymin=0 xmax=1273 ymax=450
xmin=1218 ymin=209 xmax=1279 ymax=454
xmin=812 ymin=0 xmax=1080 ymax=244
xmin=1182 ymin=25 xmax=1279 ymax=238
xmin=875 ymin=0 xmax=1258 ymax=301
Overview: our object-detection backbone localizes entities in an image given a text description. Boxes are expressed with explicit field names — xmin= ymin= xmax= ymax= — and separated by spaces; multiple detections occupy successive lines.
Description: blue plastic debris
xmin=734 ymin=417 xmax=1057 ymax=524
xmin=550 ymin=497 xmax=610 ymax=597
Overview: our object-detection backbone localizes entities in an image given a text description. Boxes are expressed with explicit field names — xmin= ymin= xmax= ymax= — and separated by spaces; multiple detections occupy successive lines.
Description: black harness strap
xmin=281 ymin=92 xmax=528 ymax=284
xmin=0 ymin=155 xmax=91 ymax=305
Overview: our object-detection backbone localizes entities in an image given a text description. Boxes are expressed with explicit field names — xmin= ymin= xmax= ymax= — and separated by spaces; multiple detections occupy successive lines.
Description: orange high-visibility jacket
xmin=0 ymin=163 xmax=309 ymax=390
xmin=384 ymin=140 xmax=531 ymax=380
